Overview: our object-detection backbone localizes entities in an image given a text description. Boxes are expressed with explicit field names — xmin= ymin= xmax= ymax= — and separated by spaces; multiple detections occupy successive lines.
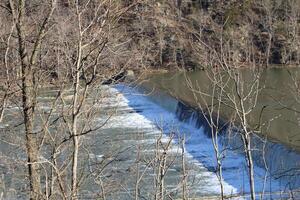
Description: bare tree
xmin=8 ymin=1 xmax=57 ymax=199
xmin=184 ymin=68 xmax=227 ymax=200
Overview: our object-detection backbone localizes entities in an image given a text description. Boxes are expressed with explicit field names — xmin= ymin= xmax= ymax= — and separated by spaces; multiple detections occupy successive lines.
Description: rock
xmin=125 ymin=70 xmax=135 ymax=82
xmin=102 ymin=70 xmax=135 ymax=85
xmin=102 ymin=71 xmax=126 ymax=85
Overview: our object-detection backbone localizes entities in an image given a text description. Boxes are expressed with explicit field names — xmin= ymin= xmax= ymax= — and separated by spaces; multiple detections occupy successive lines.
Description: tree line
xmin=0 ymin=0 xmax=299 ymax=199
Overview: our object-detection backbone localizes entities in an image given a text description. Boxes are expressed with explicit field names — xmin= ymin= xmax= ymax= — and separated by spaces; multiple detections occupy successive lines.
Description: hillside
xmin=124 ymin=0 xmax=300 ymax=70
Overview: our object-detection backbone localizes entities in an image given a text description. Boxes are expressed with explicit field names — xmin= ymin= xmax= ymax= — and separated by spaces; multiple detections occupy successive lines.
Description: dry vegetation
xmin=0 ymin=0 xmax=299 ymax=200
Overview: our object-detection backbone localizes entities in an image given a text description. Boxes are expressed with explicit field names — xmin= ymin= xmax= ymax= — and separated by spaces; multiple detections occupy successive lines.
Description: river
xmin=0 ymin=72 xmax=299 ymax=199
xmin=143 ymin=68 xmax=300 ymax=152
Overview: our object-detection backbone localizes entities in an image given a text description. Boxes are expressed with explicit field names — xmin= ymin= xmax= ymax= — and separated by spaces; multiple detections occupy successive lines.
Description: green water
xmin=144 ymin=68 xmax=300 ymax=152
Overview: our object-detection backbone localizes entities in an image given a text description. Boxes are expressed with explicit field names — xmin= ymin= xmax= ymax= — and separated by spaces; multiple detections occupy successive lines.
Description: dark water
xmin=1 ymin=83 xmax=299 ymax=199
xmin=143 ymin=68 xmax=300 ymax=152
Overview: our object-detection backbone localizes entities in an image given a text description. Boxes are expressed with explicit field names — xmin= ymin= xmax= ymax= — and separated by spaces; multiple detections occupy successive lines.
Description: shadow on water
xmin=114 ymin=83 xmax=300 ymax=199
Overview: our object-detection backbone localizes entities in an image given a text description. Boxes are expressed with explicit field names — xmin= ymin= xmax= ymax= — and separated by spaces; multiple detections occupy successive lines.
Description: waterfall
xmin=117 ymin=83 xmax=300 ymax=197
xmin=175 ymin=100 xmax=300 ymax=190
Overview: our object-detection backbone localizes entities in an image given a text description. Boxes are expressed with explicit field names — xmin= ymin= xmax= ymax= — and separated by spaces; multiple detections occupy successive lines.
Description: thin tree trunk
xmin=181 ymin=136 xmax=187 ymax=200
xmin=266 ymin=33 xmax=272 ymax=67
xmin=0 ymin=96 xmax=7 ymax=122
xmin=71 ymin=130 xmax=79 ymax=199
xmin=23 ymin=66 xmax=41 ymax=200
xmin=10 ymin=0 xmax=56 ymax=198
xmin=243 ymin=134 xmax=255 ymax=200
xmin=1 ymin=23 xmax=14 ymax=123
xmin=71 ymin=71 xmax=80 ymax=200
xmin=13 ymin=0 xmax=41 ymax=198
xmin=71 ymin=25 xmax=82 ymax=199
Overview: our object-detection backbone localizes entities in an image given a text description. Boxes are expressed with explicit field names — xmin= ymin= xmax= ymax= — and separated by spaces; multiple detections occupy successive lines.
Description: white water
xmin=0 ymin=84 xmax=298 ymax=199
xmin=111 ymin=84 xmax=299 ymax=199
xmin=93 ymin=85 xmax=235 ymax=197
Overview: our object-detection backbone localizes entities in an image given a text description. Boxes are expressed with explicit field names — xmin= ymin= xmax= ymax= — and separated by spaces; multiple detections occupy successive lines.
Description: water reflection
xmin=144 ymin=68 xmax=300 ymax=152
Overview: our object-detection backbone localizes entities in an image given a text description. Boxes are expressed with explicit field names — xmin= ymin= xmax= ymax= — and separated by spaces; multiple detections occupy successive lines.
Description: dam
xmin=0 ymin=77 xmax=299 ymax=199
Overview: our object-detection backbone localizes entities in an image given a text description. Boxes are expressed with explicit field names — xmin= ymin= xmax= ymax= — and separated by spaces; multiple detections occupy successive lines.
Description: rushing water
xmin=143 ymin=68 xmax=300 ymax=152
xmin=124 ymin=83 xmax=300 ymax=197
xmin=0 ymin=82 xmax=299 ymax=199
xmin=139 ymin=68 xmax=300 ymax=198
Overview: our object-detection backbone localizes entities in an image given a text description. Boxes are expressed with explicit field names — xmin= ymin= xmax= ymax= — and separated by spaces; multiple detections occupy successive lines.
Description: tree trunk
xmin=13 ymin=0 xmax=42 ymax=198
xmin=0 ymin=95 xmax=7 ymax=122
xmin=244 ymin=135 xmax=255 ymax=200
xmin=71 ymin=119 xmax=79 ymax=200
xmin=71 ymin=34 xmax=82 ymax=200
xmin=266 ymin=33 xmax=272 ymax=67
xmin=22 ymin=66 xmax=41 ymax=200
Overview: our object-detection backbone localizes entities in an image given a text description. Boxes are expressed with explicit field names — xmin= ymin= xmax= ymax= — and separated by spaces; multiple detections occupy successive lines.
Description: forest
xmin=0 ymin=0 xmax=300 ymax=200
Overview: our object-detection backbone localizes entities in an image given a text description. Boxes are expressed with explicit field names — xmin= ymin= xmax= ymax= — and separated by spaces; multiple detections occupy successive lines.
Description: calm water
xmin=143 ymin=68 xmax=300 ymax=152
xmin=1 ymin=82 xmax=299 ymax=199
